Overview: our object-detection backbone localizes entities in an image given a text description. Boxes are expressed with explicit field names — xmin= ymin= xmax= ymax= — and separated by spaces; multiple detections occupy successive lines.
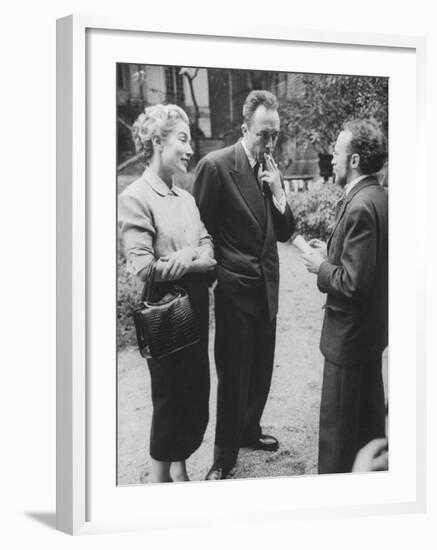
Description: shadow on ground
xmin=24 ymin=511 xmax=56 ymax=530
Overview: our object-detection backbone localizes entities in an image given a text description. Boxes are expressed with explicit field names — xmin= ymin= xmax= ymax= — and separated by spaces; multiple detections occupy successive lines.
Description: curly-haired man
xmin=303 ymin=119 xmax=388 ymax=473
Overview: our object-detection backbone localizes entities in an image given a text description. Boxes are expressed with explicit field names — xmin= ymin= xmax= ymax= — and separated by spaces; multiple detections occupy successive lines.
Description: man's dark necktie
xmin=253 ymin=162 xmax=269 ymax=198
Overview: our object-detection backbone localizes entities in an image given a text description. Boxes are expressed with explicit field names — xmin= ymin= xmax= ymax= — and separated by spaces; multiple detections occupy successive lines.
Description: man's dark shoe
xmin=241 ymin=434 xmax=279 ymax=452
xmin=205 ymin=463 xmax=230 ymax=481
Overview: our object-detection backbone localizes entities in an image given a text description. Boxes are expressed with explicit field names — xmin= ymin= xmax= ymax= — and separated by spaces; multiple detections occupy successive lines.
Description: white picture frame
xmin=56 ymin=14 xmax=426 ymax=535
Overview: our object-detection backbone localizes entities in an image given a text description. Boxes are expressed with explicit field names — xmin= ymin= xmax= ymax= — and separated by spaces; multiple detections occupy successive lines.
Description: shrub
xmin=287 ymin=182 xmax=342 ymax=241
xmin=117 ymin=243 xmax=142 ymax=349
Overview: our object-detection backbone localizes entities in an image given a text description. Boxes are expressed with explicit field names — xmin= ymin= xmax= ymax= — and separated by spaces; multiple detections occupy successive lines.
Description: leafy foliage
xmin=279 ymin=74 xmax=388 ymax=152
xmin=288 ymin=183 xmax=342 ymax=241
xmin=117 ymin=243 xmax=142 ymax=349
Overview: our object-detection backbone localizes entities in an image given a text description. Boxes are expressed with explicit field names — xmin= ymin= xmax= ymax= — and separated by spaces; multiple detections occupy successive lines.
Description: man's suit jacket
xmin=317 ymin=176 xmax=388 ymax=366
xmin=193 ymin=141 xmax=295 ymax=320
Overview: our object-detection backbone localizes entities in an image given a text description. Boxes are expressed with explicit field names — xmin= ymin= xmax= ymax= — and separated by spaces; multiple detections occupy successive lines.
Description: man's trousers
xmin=318 ymin=357 xmax=386 ymax=474
xmin=213 ymin=288 xmax=276 ymax=469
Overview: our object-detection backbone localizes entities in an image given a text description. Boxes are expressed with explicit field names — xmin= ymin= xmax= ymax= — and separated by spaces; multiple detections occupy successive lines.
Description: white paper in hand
xmin=292 ymin=234 xmax=313 ymax=255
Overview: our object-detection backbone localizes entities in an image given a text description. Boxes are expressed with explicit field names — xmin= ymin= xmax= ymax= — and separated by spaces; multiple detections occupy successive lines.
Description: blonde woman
xmin=118 ymin=104 xmax=215 ymax=483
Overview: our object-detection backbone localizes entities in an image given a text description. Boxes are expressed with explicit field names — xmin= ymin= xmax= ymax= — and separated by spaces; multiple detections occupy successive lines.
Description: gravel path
xmin=117 ymin=242 xmax=388 ymax=485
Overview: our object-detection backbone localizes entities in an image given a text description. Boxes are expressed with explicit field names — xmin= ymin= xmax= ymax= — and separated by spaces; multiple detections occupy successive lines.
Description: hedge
xmin=287 ymin=182 xmax=341 ymax=241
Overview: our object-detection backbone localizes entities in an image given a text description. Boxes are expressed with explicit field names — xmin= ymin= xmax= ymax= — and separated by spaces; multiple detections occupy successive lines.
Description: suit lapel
xmin=327 ymin=198 xmax=347 ymax=249
xmin=229 ymin=142 xmax=267 ymax=230
xmin=327 ymin=176 xmax=380 ymax=250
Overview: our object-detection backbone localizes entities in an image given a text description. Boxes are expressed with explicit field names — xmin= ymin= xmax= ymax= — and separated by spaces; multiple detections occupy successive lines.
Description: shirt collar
xmin=240 ymin=138 xmax=257 ymax=168
xmin=344 ymin=174 xmax=368 ymax=196
xmin=143 ymin=167 xmax=181 ymax=197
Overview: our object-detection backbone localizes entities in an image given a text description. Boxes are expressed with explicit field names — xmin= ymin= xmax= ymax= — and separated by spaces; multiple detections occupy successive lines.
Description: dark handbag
xmin=133 ymin=261 xmax=200 ymax=359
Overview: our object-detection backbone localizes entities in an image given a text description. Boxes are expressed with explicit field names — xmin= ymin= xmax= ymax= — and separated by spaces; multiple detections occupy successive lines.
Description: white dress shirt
xmin=344 ymin=174 xmax=370 ymax=196
xmin=241 ymin=139 xmax=287 ymax=214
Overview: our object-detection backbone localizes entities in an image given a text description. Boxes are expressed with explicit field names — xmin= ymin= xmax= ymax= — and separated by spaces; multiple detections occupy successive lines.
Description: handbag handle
xmin=140 ymin=260 xmax=157 ymax=303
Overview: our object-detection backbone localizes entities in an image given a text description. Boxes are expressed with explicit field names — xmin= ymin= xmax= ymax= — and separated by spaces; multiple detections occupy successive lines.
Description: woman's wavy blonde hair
xmin=131 ymin=104 xmax=190 ymax=164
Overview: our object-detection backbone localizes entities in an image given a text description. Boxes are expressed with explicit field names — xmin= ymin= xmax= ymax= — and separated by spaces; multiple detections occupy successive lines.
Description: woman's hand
xmin=158 ymin=247 xmax=197 ymax=281
xmin=189 ymin=256 xmax=217 ymax=273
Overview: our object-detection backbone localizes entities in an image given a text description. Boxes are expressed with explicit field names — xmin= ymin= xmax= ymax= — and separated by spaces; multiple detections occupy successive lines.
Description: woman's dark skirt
xmin=146 ymin=274 xmax=210 ymax=462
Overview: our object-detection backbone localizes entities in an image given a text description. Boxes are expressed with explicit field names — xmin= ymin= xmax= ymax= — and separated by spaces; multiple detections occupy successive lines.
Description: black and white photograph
xmin=116 ymin=63 xmax=389 ymax=485
xmin=2 ymin=0 xmax=434 ymax=543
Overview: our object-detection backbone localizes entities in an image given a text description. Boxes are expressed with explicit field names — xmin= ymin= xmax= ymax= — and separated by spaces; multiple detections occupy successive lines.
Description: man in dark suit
xmin=303 ymin=119 xmax=388 ymax=474
xmin=193 ymin=90 xmax=295 ymax=480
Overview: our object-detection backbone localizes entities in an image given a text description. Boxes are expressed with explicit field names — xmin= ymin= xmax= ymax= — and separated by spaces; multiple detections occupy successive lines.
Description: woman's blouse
xmin=118 ymin=168 xmax=213 ymax=276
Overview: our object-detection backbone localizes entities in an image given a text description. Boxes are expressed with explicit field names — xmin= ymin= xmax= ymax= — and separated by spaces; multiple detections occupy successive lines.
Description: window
xmin=165 ymin=66 xmax=185 ymax=105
